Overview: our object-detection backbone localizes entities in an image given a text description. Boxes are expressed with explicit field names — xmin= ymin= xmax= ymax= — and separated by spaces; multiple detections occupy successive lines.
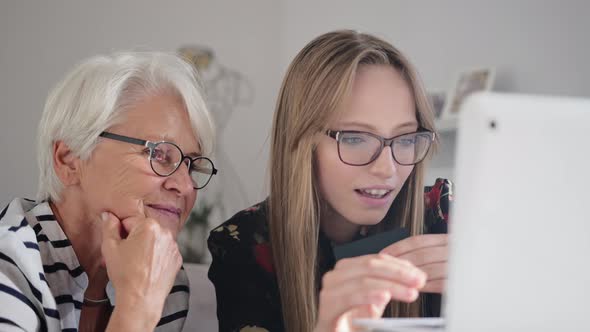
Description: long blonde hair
xmin=268 ymin=30 xmax=437 ymax=331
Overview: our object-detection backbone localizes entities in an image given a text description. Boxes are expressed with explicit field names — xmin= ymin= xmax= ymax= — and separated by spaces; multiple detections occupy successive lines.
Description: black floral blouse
xmin=208 ymin=179 xmax=453 ymax=332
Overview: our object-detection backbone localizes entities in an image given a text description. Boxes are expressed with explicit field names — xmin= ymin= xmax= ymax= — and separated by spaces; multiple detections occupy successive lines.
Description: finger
xmin=175 ymin=251 xmax=184 ymax=270
xmin=323 ymin=276 xmax=420 ymax=304
xmin=157 ymin=233 xmax=183 ymax=269
xmin=421 ymin=279 xmax=446 ymax=294
xmin=381 ymin=234 xmax=448 ymax=257
xmin=101 ymin=212 xmax=122 ymax=243
xmin=350 ymin=304 xmax=387 ymax=322
xmin=396 ymin=245 xmax=448 ymax=268
xmin=317 ymin=282 xmax=391 ymax=327
xmin=120 ymin=216 xmax=154 ymax=237
xmin=329 ymin=254 xmax=426 ymax=288
xmin=137 ymin=199 xmax=146 ymax=218
xmin=317 ymin=294 xmax=388 ymax=331
xmin=118 ymin=200 xmax=147 ymax=236
xmin=419 ymin=262 xmax=447 ymax=282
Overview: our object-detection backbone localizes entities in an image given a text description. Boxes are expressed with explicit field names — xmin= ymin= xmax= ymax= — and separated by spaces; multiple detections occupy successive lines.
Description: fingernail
xmin=101 ymin=212 xmax=108 ymax=221
xmin=408 ymin=288 xmax=418 ymax=301
xmin=412 ymin=270 xmax=426 ymax=287
xmin=369 ymin=291 xmax=389 ymax=304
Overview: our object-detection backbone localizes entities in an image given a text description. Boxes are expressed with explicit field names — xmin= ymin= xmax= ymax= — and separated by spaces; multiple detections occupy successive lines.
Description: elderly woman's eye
xmin=149 ymin=148 xmax=169 ymax=163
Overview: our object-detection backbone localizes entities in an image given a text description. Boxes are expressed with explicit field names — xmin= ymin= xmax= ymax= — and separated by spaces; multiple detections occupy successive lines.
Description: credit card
xmin=333 ymin=227 xmax=410 ymax=260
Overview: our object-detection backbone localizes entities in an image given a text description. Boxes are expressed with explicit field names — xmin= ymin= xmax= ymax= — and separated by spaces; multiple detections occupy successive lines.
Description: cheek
xmin=398 ymin=165 xmax=415 ymax=184
xmin=110 ymin=162 xmax=150 ymax=193
xmin=316 ymin=145 xmax=357 ymax=203
xmin=82 ymin=158 xmax=159 ymax=218
xmin=181 ymin=191 xmax=198 ymax=223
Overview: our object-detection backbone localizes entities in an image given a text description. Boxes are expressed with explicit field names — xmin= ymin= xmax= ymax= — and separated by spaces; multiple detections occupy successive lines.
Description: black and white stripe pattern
xmin=0 ymin=198 xmax=190 ymax=331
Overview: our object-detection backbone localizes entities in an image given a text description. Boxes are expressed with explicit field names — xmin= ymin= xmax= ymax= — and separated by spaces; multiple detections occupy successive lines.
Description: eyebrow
xmin=186 ymin=151 xmax=202 ymax=158
xmin=149 ymin=136 xmax=202 ymax=158
xmin=335 ymin=120 xmax=419 ymax=132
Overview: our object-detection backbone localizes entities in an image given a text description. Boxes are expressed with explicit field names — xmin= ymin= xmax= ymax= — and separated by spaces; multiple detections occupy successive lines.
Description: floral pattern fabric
xmin=208 ymin=178 xmax=453 ymax=332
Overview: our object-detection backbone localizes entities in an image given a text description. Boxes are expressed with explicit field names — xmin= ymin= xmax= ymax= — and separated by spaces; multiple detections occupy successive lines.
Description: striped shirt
xmin=0 ymin=198 xmax=190 ymax=332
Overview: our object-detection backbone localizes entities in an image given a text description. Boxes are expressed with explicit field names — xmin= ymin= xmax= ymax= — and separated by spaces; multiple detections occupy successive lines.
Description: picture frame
xmin=428 ymin=90 xmax=446 ymax=119
xmin=441 ymin=67 xmax=495 ymax=120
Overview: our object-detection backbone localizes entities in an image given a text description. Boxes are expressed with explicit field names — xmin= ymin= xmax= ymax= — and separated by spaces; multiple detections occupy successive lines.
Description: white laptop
xmin=446 ymin=92 xmax=590 ymax=332
xmin=356 ymin=92 xmax=590 ymax=332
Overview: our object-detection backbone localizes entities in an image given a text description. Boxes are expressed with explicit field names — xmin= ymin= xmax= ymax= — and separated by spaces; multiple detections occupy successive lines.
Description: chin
xmin=348 ymin=212 xmax=387 ymax=226
xmin=147 ymin=215 xmax=180 ymax=238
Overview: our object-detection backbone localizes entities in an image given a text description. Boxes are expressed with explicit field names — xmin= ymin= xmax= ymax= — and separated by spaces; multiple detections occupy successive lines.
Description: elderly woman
xmin=0 ymin=52 xmax=217 ymax=331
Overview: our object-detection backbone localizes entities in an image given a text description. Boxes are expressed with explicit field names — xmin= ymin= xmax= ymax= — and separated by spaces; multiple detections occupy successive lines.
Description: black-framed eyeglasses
xmin=99 ymin=132 xmax=218 ymax=189
xmin=326 ymin=129 xmax=435 ymax=166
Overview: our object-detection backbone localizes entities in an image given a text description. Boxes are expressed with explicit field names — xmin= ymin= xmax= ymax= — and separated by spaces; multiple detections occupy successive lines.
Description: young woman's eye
xmin=341 ymin=135 xmax=366 ymax=145
xmin=398 ymin=138 xmax=415 ymax=146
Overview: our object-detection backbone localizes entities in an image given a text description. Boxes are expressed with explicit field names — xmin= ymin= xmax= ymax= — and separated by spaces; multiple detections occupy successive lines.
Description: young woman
xmin=208 ymin=30 xmax=452 ymax=332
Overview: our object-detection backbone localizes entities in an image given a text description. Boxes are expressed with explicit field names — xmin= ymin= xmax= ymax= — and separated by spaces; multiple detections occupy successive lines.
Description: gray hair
xmin=37 ymin=52 xmax=215 ymax=202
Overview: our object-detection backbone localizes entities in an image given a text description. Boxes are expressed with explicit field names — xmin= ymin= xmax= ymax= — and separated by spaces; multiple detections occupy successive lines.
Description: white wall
xmin=0 ymin=1 xmax=281 ymax=218
xmin=1 ymin=1 xmax=589 ymax=221
xmin=280 ymin=0 xmax=590 ymax=95
xmin=278 ymin=0 xmax=590 ymax=183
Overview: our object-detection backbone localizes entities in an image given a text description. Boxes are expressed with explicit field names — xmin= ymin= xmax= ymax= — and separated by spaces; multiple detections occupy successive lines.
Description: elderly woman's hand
xmin=101 ymin=210 xmax=182 ymax=331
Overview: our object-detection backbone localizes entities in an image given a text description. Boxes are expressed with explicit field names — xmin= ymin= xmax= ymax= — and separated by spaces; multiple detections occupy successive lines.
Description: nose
xmin=368 ymin=146 xmax=398 ymax=179
xmin=163 ymin=161 xmax=194 ymax=196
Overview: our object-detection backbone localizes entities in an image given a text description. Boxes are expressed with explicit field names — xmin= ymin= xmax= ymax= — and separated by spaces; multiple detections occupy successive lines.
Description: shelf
xmin=435 ymin=117 xmax=458 ymax=133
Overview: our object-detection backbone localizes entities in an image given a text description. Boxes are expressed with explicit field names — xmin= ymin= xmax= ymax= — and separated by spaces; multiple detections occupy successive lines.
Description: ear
xmin=52 ymin=140 xmax=81 ymax=186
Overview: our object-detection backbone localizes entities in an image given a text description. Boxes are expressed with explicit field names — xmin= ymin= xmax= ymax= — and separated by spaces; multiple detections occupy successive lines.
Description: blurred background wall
xmin=2 ymin=0 xmax=589 ymax=229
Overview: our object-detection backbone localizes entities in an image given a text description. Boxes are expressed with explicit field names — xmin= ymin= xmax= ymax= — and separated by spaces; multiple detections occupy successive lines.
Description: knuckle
xmin=398 ymin=258 xmax=413 ymax=267
xmin=414 ymin=252 xmax=426 ymax=263
xmin=145 ymin=220 xmax=161 ymax=234
xmin=376 ymin=253 xmax=390 ymax=260
xmin=359 ymin=276 xmax=372 ymax=287
xmin=175 ymin=254 xmax=183 ymax=267
xmin=163 ymin=230 xmax=175 ymax=243
xmin=366 ymin=256 xmax=381 ymax=269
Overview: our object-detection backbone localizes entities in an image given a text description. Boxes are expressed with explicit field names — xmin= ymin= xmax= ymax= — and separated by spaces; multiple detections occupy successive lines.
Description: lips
xmin=146 ymin=204 xmax=182 ymax=218
xmin=356 ymin=189 xmax=391 ymax=198
xmin=355 ymin=187 xmax=394 ymax=199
